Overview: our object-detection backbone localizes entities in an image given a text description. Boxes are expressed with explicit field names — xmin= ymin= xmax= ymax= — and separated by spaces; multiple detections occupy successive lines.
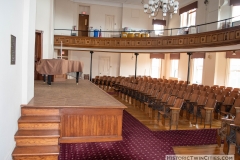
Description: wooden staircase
xmin=12 ymin=107 xmax=60 ymax=160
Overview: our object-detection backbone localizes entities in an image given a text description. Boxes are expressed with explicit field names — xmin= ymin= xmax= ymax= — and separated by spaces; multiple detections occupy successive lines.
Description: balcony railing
xmin=54 ymin=15 xmax=240 ymax=38
xmin=54 ymin=16 xmax=240 ymax=50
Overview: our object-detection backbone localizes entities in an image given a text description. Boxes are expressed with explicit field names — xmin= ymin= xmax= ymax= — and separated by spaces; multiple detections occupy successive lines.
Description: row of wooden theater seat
xmin=91 ymin=76 xmax=240 ymax=128
xmin=95 ymin=76 xmax=239 ymax=128
xmin=91 ymin=76 xmax=240 ymax=158
xmin=116 ymin=77 xmax=218 ymax=129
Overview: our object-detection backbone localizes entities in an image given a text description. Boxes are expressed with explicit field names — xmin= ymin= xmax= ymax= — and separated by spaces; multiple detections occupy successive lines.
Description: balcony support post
xmin=134 ymin=53 xmax=139 ymax=79
xmin=90 ymin=51 xmax=94 ymax=81
xmin=187 ymin=52 xmax=192 ymax=85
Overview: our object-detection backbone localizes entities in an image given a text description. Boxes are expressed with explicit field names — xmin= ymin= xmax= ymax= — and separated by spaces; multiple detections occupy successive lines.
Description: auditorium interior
xmin=1 ymin=0 xmax=240 ymax=159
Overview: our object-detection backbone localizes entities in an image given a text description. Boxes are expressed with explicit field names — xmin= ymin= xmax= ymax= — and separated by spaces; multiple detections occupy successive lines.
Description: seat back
xmin=183 ymin=92 xmax=192 ymax=101
xmin=176 ymin=90 xmax=185 ymax=99
xmin=205 ymin=98 xmax=217 ymax=109
xmin=189 ymin=93 xmax=199 ymax=103
xmin=216 ymin=94 xmax=225 ymax=103
xmin=208 ymin=92 xmax=215 ymax=99
xmin=197 ymin=96 xmax=208 ymax=106
xmin=222 ymin=96 xmax=235 ymax=106
xmin=232 ymin=99 xmax=240 ymax=116
xmin=166 ymin=96 xmax=176 ymax=106
xmin=160 ymin=94 xmax=170 ymax=103
xmin=172 ymin=99 xmax=184 ymax=109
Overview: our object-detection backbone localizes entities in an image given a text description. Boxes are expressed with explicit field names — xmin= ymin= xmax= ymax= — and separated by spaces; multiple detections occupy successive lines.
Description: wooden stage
xmin=26 ymin=80 xmax=127 ymax=143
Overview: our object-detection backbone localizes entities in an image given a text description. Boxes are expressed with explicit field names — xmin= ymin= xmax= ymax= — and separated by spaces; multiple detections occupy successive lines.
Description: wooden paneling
xmin=13 ymin=155 xmax=58 ymax=160
xmin=18 ymin=123 xmax=60 ymax=130
xmin=21 ymin=108 xmax=60 ymax=116
xmin=54 ymin=26 xmax=240 ymax=49
xmin=16 ymin=138 xmax=59 ymax=146
xmin=60 ymin=108 xmax=123 ymax=143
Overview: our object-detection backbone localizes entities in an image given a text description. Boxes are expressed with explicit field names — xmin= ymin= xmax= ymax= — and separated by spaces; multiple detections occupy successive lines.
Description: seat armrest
xmin=204 ymin=107 xmax=214 ymax=110
xmin=230 ymin=124 xmax=240 ymax=128
xmin=170 ymin=107 xmax=181 ymax=110
xmin=220 ymin=118 xmax=234 ymax=122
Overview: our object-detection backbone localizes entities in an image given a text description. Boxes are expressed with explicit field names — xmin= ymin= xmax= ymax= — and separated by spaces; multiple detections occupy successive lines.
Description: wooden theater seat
xmin=158 ymin=96 xmax=176 ymax=126
xmin=169 ymin=99 xmax=184 ymax=130
xmin=200 ymin=98 xmax=217 ymax=128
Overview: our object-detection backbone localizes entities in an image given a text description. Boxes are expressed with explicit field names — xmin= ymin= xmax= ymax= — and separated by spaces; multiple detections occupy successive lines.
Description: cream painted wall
xmin=214 ymin=52 xmax=227 ymax=86
xmin=68 ymin=51 xmax=121 ymax=78
xmin=163 ymin=54 xmax=171 ymax=79
xmin=54 ymin=0 xmax=170 ymax=37
xmin=202 ymin=52 xmax=217 ymax=86
xmin=178 ymin=53 xmax=189 ymax=81
xmin=120 ymin=53 xmax=151 ymax=77
xmin=0 ymin=0 xmax=36 ymax=159
xmin=89 ymin=4 xmax=122 ymax=36
xmin=36 ymin=0 xmax=54 ymax=58
xmin=122 ymin=5 xmax=151 ymax=30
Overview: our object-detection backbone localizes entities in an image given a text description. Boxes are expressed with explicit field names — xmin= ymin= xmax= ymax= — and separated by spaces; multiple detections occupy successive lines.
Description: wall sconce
xmin=232 ymin=50 xmax=236 ymax=56
xmin=207 ymin=54 xmax=211 ymax=59
xmin=204 ymin=0 xmax=209 ymax=6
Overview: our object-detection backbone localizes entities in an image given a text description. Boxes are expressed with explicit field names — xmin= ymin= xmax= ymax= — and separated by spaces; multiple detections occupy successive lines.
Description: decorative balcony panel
xmin=54 ymin=26 xmax=240 ymax=49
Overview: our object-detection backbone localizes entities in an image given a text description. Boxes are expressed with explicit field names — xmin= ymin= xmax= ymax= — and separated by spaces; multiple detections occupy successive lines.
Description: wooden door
xmin=78 ymin=14 xmax=89 ymax=37
xmin=35 ymin=31 xmax=43 ymax=80
xmin=99 ymin=56 xmax=110 ymax=76
xmin=105 ymin=15 xmax=114 ymax=37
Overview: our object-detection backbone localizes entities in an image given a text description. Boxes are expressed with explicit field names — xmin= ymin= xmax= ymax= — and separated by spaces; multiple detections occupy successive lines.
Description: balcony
xmin=54 ymin=17 xmax=240 ymax=51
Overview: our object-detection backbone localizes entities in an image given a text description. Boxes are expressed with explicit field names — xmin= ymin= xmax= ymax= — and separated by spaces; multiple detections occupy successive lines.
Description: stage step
xmin=18 ymin=116 xmax=60 ymax=130
xmin=18 ymin=116 xmax=60 ymax=123
xmin=21 ymin=107 xmax=60 ymax=116
xmin=15 ymin=130 xmax=60 ymax=146
xmin=12 ymin=146 xmax=59 ymax=160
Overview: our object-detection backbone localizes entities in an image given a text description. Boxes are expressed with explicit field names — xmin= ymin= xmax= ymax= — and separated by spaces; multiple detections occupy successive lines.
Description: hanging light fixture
xmin=142 ymin=0 xmax=179 ymax=18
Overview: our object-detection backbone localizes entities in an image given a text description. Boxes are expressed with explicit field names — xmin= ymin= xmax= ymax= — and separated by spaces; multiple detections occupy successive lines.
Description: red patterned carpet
xmin=59 ymin=111 xmax=217 ymax=160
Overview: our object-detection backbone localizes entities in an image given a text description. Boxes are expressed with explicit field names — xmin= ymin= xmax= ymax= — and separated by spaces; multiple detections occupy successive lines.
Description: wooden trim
xmin=191 ymin=52 xmax=206 ymax=59
xmin=226 ymin=50 xmax=240 ymax=58
xmin=54 ymin=26 xmax=240 ymax=50
xmin=230 ymin=0 xmax=240 ymax=6
xmin=179 ymin=1 xmax=198 ymax=15
xmin=170 ymin=53 xmax=180 ymax=59
xmin=152 ymin=19 xmax=166 ymax=26
xmin=150 ymin=53 xmax=165 ymax=59
xmin=59 ymin=136 xmax=122 ymax=143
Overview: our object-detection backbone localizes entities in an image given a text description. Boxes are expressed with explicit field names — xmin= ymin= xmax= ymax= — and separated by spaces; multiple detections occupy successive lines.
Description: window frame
xmin=151 ymin=58 xmax=161 ymax=78
xmin=191 ymin=58 xmax=204 ymax=84
xmin=153 ymin=24 xmax=164 ymax=36
xmin=170 ymin=59 xmax=179 ymax=78
xmin=180 ymin=8 xmax=196 ymax=27
xmin=226 ymin=58 xmax=240 ymax=88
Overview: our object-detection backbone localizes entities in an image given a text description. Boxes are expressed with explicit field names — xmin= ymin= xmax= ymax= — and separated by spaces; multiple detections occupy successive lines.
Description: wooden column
xmin=90 ymin=51 xmax=93 ymax=81
xmin=134 ymin=53 xmax=139 ymax=79
xmin=187 ymin=52 xmax=192 ymax=84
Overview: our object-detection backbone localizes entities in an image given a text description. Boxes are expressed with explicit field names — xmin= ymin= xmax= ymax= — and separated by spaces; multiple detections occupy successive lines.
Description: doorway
xmin=99 ymin=56 xmax=110 ymax=76
xmin=35 ymin=30 xmax=43 ymax=80
xmin=105 ymin=15 xmax=114 ymax=37
xmin=78 ymin=14 xmax=89 ymax=37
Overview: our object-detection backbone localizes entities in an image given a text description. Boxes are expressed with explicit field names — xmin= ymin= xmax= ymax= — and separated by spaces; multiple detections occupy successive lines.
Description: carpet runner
xmin=59 ymin=111 xmax=217 ymax=160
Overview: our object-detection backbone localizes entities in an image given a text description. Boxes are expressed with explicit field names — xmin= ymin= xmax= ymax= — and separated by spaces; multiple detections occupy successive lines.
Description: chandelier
xmin=142 ymin=0 xmax=179 ymax=18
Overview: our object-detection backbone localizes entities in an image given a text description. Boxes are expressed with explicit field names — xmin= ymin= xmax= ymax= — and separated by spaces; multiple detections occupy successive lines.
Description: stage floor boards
xmin=28 ymin=80 xmax=125 ymax=108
